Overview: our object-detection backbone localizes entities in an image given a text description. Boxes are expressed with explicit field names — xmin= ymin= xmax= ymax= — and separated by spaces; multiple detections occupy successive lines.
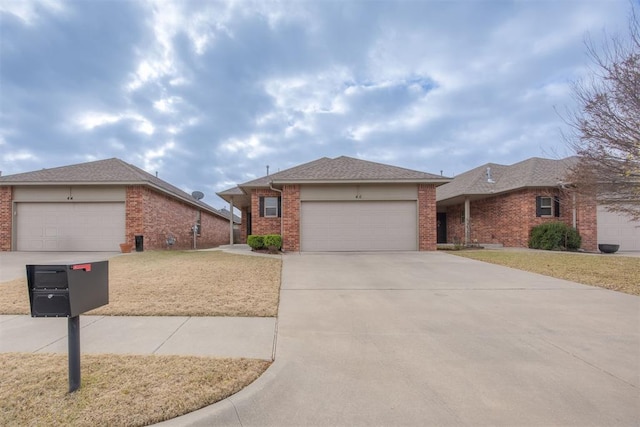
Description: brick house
xmin=217 ymin=156 xmax=450 ymax=252
xmin=0 ymin=158 xmax=231 ymax=251
xmin=436 ymin=157 xmax=598 ymax=251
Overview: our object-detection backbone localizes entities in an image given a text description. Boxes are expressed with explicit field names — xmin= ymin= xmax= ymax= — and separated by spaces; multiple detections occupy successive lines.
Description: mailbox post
xmin=26 ymin=261 xmax=109 ymax=393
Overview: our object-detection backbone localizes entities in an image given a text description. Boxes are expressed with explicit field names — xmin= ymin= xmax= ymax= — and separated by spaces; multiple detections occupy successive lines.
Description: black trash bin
xmin=135 ymin=235 xmax=144 ymax=252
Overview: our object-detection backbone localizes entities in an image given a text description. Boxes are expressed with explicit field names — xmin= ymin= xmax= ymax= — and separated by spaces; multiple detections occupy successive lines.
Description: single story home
xmin=0 ymin=158 xmax=232 ymax=251
xmin=436 ymin=156 xmax=640 ymax=252
xmin=217 ymin=156 xmax=450 ymax=252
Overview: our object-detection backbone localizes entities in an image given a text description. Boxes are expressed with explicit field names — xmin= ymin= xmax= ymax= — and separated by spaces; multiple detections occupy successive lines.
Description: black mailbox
xmin=26 ymin=261 xmax=109 ymax=317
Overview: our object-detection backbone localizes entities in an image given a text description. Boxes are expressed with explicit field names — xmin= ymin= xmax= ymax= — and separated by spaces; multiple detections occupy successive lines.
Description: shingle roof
xmin=436 ymin=156 xmax=578 ymax=202
xmin=0 ymin=158 xmax=226 ymax=218
xmin=240 ymin=156 xmax=448 ymax=187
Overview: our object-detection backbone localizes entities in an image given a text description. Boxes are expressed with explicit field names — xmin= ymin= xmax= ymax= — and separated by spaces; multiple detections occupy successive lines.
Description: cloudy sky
xmin=0 ymin=0 xmax=632 ymax=209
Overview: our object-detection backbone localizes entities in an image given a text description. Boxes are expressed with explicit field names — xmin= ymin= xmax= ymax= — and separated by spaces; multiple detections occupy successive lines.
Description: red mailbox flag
xmin=71 ymin=264 xmax=92 ymax=272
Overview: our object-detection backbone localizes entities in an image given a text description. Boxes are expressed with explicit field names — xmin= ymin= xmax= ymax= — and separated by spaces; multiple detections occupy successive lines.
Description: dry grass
xmin=0 ymin=250 xmax=282 ymax=316
xmin=0 ymin=352 xmax=270 ymax=427
xmin=451 ymin=250 xmax=640 ymax=296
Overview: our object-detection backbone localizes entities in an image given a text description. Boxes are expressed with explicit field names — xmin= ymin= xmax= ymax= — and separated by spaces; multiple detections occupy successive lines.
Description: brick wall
xmin=125 ymin=186 xmax=229 ymax=250
xmin=575 ymin=192 xmax=597 ymax=251
xmin=240 ymin=206 xmax=249 ymax=243
xmin=250 ymin=189 xmax=282 ymax=236
xmin=125 ymin=185 xmax=145 ymax=246
xmin=444 ymin=188 xmax=597 ymax=251
xmin=0 ymin=186 xmax=12 ymax=251
xmin=282 ymin=184 xmax=300 ymax=252
xmin=418 ymin=184 xmax=437 ymax=251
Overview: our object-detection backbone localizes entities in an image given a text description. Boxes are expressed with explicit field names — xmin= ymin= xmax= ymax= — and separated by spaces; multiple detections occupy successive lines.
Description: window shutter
xmin=535 ymin=196 xmax=542 ymax=217
xmin=277 ymin=196 xmax=282 ymax=218
xmin=259 ymin=197 xmax=264 ymax=217
xmin=554 ymin=196 xmax=560 ymax=217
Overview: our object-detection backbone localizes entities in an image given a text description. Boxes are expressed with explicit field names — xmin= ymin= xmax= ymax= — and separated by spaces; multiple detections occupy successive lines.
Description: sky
xmin=0 ymin=0 xmax=634 ymax=210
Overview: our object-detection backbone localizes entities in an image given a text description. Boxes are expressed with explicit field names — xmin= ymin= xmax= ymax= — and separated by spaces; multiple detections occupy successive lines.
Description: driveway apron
xmin=166 ymin=251 xmax=640 ymax=426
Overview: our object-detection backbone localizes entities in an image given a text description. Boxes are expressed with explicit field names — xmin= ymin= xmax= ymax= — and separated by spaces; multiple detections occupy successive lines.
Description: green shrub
xmin=529 ymin=222 xmax=581 ymax=251
xmin=247 ymin=235 xmax=264 ymax=250
xmin=263 ymin=234 xmax=282 ymax=250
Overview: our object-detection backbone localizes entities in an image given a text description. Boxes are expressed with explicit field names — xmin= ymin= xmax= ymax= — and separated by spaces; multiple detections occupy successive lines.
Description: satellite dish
xmin=192 ymin=191 xmax=205 ymax=200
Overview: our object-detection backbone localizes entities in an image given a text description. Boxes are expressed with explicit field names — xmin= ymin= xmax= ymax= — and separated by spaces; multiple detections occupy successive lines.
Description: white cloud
xmin=2 ymin=150 xmax=36 ymax=163
xmin=77 ymin=112 xmax=121 ymax=130
xmin=153 ymin=96 xmax=182 ymax=113
xmin=137 ymin=140 xmax=177 ymax=175
xmin=0 ymin=0 xmax=66 ymax=25
xmin=221 ymin=134 xmax=274 ymax=159
xmin=76 ymin=112 xmax=155 ymax=135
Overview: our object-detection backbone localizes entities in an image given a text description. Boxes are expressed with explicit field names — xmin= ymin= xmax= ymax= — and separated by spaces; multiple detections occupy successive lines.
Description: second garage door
xmin=597 ymin=205 xmax=640 ymax=251
xmin=16 ymin=202 xmax=125 ymax=251
xmin=300 ymin=201 xmax=417 ymax=251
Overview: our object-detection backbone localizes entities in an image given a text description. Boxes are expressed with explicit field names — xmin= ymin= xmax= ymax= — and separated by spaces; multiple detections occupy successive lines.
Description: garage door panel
xmin=17 ymin=203 xmax=125 ymax=251
xmin=597 ymin=206 xmax=640 ymax=251
xmin=301 ymin=201 xmax=417 ymax=251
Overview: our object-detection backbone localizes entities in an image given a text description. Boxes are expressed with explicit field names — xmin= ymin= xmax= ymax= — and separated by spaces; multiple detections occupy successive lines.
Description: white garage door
xmin=301 ymin=201 xmax=417 ymax=251
xmin=17 ymin=203 xmax=125 ymax=251
xmin=597 ymin=206 xmax=640 ymax=251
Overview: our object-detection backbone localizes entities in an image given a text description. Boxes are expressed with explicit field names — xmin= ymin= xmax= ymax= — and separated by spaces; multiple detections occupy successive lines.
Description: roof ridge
xmin=238 ymin=157 xmax=333 ymax=186
xmin=118 ymin=159 xmax=161 ymax=182
xmin=334 ymin=155 xmax=439 ymax=176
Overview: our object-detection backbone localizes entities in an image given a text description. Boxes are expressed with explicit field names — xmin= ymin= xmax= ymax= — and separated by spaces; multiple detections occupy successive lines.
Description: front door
xmin=437 ymin=212 xmax=447 ymax=244
xmin=246 ymin=212 xmax=252 ymax=237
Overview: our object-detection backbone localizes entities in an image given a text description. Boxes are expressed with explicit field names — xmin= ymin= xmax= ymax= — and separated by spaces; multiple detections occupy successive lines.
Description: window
xmin=536 ymin=196 xmax=560 ymax=217
xmin=260 ymin=196 xmax=281 ymax=217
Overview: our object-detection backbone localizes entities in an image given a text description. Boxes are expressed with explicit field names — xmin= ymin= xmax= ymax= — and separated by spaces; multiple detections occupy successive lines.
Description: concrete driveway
xmin=167 ymin=251 xmax=640 ymax=426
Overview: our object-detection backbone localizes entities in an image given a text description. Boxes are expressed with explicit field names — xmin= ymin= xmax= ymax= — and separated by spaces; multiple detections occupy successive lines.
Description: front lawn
xmin=0 ymin=250 xmax=282 ymax=316
xmin=1 ymin=353 xmax=270 ymax=427
xmin=451 ymin=250 xmax=640 ymax=296
xmin=0 ymin=250 xmax=281 ymax=426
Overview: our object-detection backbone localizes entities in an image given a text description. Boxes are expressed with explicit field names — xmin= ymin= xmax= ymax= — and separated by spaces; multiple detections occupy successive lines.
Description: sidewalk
xmin=0 ymin=314 xmax=276 ymax=360
xmin=0 ymin=244 xmax=279 ymax=361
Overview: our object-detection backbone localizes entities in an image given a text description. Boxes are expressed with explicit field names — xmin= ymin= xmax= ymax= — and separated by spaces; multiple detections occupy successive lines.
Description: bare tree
xmin=565 ymin=7 xmax=640 ymax=221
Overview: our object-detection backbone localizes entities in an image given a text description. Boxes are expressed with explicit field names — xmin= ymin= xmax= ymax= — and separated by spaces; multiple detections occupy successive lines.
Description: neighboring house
xmin=436 ymin=156 xmax=640 ymax=252
xmin=217 ymin=156 xmax=450 ymax=252
xmin=0 ymin=158 xmax=231 ymax=252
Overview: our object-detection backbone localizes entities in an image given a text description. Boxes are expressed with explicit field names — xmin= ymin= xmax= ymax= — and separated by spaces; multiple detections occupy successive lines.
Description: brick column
xmin=0 ymin=186 xmax=13 ymax=251
xmin=576 ymin=193 xmax=597 ymax=252
xmin=418 ymin=184 xmax=437 ymax=251
xmin=282 ymin=185 xmax=300 ymax=252
xmin=125 ymin=186 xmax=144 ymax=246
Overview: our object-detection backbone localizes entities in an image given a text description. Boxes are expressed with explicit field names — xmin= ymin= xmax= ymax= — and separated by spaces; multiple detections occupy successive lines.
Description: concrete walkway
xmin=0 ymin=246 xmax=278 ymax=360
xmin=0 ymin=315 xmax=276 ymax=360
xmin=161 ymin=251 xmax=640 ymax=426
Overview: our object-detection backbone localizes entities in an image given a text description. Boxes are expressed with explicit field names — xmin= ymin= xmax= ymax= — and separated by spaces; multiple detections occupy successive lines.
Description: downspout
xmin=464 ymin=197 xmax=471 ymax=246
xmin=572 ymin=192 xmax=577 ymax=229
xmin=229 ymin=197 xmax=235 ymax=245
xmin=269 ymin=183 xmax=283 ymax=248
